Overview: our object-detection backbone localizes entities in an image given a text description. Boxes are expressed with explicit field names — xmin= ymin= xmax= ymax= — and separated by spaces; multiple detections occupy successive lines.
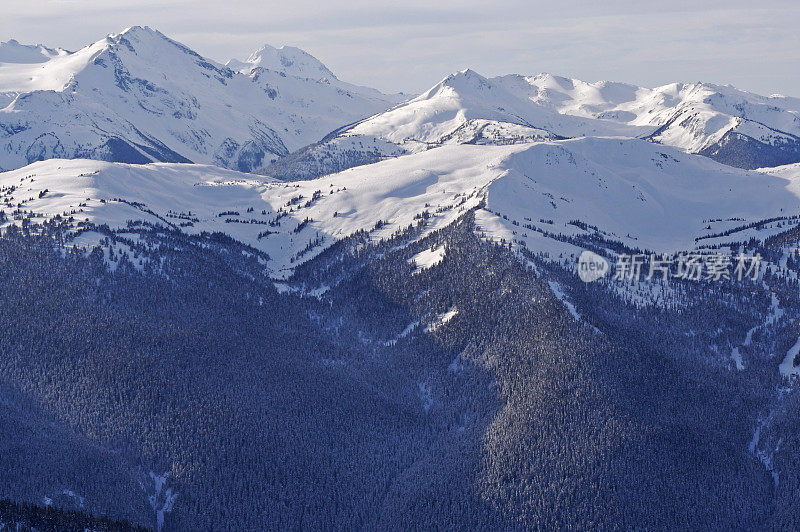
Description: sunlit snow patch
xmin=384 ymin=321 xmax=419 ymax=346
xmin=425 ymin=308 xmax=458 ymax=333
xmin=408 ymin=245 xmax=445 ymax=273
xmin=779 ymin=337 xmax=800 ymax=379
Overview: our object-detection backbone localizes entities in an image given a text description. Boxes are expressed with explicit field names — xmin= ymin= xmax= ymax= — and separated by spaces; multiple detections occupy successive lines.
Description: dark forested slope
xmin=0 ymin=213 xmax=797 ymax=529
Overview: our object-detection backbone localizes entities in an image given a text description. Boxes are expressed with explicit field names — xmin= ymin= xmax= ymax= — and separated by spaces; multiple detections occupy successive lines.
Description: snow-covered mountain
xmin=3 ymin=28 xmax=797 ymax=178
xmin=3 ymin=30 xmax=799 ymax=274
xmin=263 ymin=69 xmax=624 ymax=180
xmin=4 ymin=137 xmax=799 ymax=279
xmin=227 ymin=44 xmax=337 ymax=80
xmin=0 ymin=27 xmax=401 ymax=173
xmin=227 ymin=43 xmax=404 ymax=106
xmin=266 ymin=69 xmax=800 ymax=179
xmin=518 ymin=74 xmax=800 ymax=169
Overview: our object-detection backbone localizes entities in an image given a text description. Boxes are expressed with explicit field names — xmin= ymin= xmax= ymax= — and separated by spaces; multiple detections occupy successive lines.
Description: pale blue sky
xmin=2 ymin=0 xmax=798 ymax=96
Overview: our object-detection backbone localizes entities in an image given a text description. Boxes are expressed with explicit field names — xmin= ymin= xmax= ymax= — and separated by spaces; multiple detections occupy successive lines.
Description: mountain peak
xmin=457 ymin=67 xmax=480 ymax=76
xmin=118 ymin=25 xmax=157 ymax=36
xmin=447 ymin=68 xmax=489 ymax=83
xmin=418 ymin=68 xmax=492 ymax=100
xmin=81 ymin=25 xmax=228 ymax=77
xmin=228 ymin=43 xmax=336 ymax=81
xmin=105 ymin=26 xmax=173 ymax=49
xmin=0 ymin=27 xmax=400 ymax=172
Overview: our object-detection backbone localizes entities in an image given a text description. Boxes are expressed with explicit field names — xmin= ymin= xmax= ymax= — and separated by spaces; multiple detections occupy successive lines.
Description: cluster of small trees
xmin=0 ymin=499 xmax=147 ymax=531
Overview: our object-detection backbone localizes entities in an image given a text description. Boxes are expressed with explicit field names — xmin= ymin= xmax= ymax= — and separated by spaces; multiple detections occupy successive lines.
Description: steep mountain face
xmin=0 ymin=27 xmax=400 ymax=173
xmin=266 ymin=69 xmax=800 ymax=179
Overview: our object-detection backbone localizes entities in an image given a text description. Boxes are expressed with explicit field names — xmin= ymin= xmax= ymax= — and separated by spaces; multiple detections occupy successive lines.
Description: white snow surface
xmin=548 ymin=281 xmax=582 ymax=322
xmin=780 ymin=337 xmax=800 ymax=379
xmin=0 ymin=38 xmax=69 ymax=65
xmin=759 ymin=162 xmax=800 ymax=180
xmin=409 ymin=245 xmax=445 ymax=273
xmin=3 ymin=137 xmax=800 ymax=279
xmin=426 ymin=308 xmax=459 ymax=333
xmin=500 ymin=73 xmax=800 ymax=152
xmin=384 ymin=321 xmax=419 ymax=346
xmin=3 ymin=30 xmax=799 ymax=178
xmin=227 ymin=44 xmax=336 ymax=80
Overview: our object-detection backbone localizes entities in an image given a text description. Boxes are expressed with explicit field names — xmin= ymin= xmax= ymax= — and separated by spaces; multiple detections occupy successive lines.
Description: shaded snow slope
xmin=0 ymin=39 xmax=69 ymax=65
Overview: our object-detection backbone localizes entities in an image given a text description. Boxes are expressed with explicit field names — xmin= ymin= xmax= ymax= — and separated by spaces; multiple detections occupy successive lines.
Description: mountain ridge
xmin=4 ymin=137 xmax=800 ymax=281
xmin=264 ymin=67 xmax=800 ymax=179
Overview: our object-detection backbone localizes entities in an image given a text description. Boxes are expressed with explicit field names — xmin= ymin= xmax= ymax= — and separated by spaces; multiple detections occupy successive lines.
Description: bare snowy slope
xmin=4 ymin=138 xmax=799 ymax=279
xmin=0 ymin=27 xmax=400 ymax=173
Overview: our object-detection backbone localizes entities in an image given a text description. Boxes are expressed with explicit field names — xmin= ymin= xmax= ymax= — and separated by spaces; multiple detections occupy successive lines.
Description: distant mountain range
xmin=2 ymin=28 xmax=799 ymax=177
xmin=267 ymin=68 xmax=800 ymax=179
xmin=0 ymin=26 xmax=402 ymax=173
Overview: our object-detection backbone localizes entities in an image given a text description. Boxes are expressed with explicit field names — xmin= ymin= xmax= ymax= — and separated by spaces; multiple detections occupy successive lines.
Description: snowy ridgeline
xmin=285 ymin=67 xmax=800 ymax=174
xmin=3 ymin=136 xmax=800 ymax=280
